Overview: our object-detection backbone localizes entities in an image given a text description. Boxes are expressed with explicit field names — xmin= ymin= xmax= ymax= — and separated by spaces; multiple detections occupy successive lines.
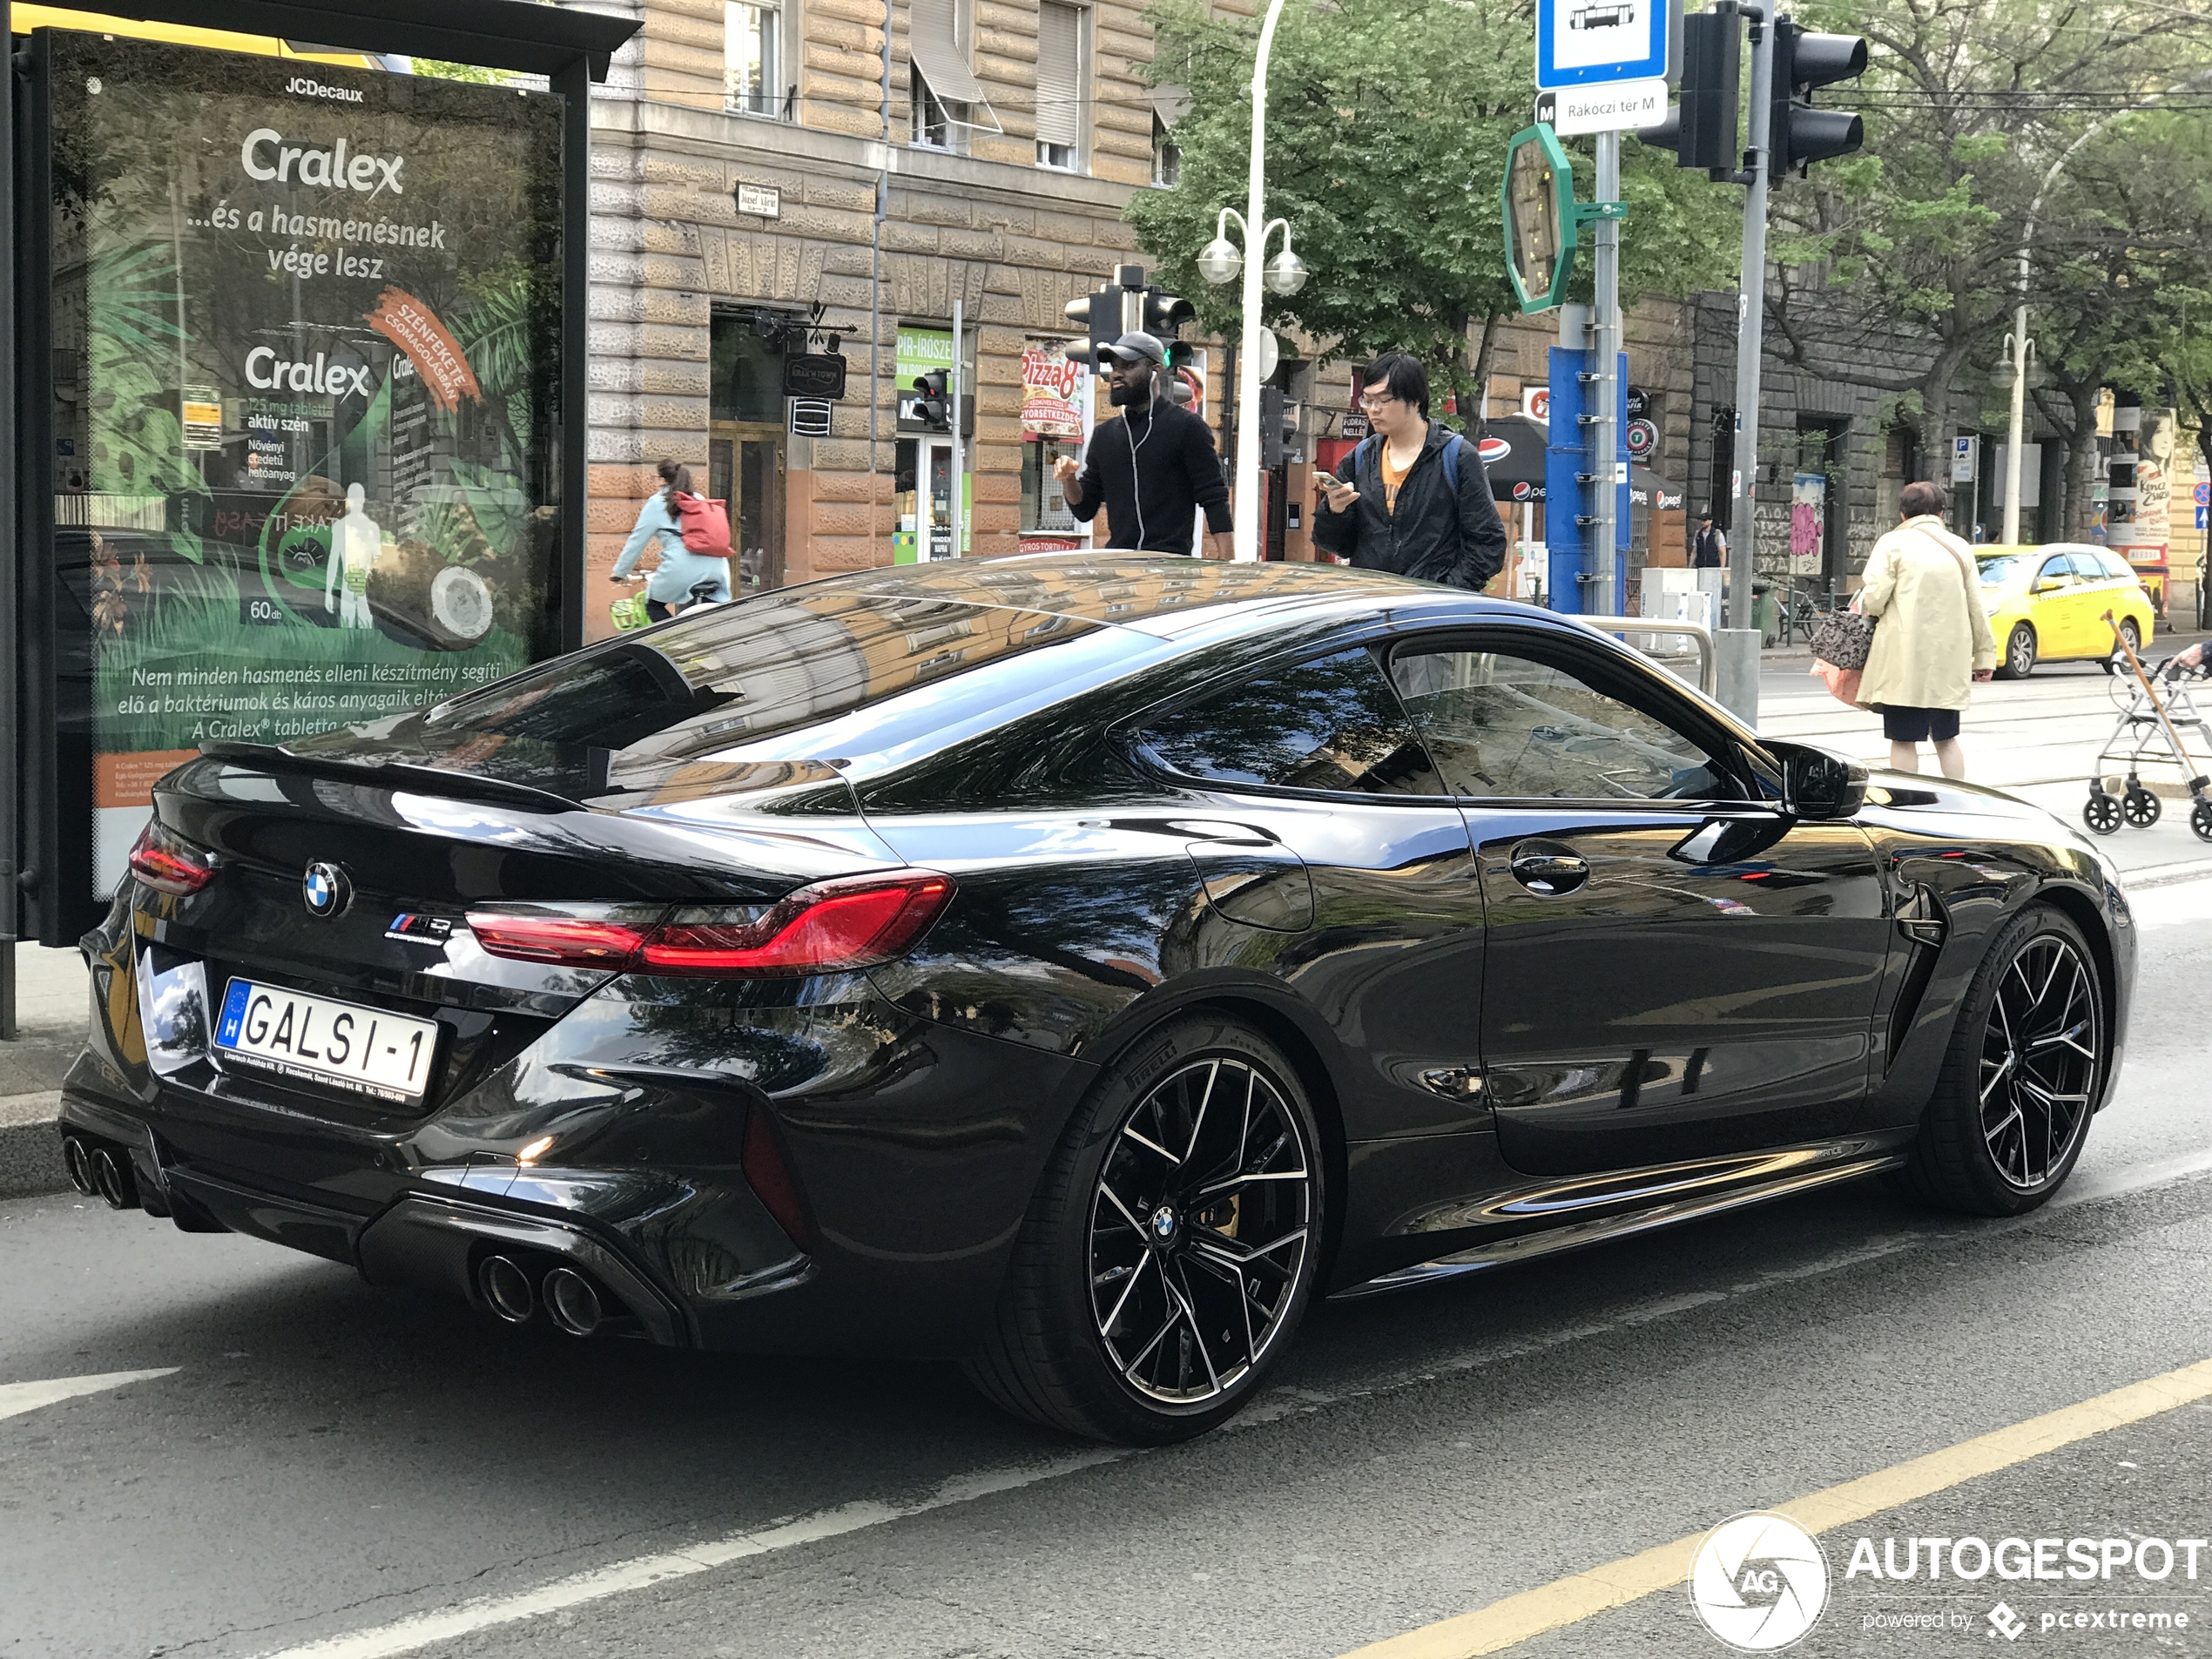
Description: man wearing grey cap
xmin=1053 ymin=332 xmax=1234 ymax=557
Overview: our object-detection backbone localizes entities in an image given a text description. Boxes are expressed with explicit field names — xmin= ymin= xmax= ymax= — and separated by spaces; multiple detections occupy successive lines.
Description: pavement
xmin=1 ymin=875 xmax=2208 ymax=1659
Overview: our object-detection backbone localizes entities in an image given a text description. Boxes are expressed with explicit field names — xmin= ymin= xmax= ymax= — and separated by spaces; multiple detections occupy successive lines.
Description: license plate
xmin=214 ymin=978 xmax=441 ymax=1105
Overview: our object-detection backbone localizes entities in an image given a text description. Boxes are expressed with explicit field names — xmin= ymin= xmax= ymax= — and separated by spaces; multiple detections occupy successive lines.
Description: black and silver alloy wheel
xmin=1900 ymin=904 xmax=2106 ymax=1217
xmin=1978 ymin=934 xmax=2098 ymax=1191
xmin=1088 ymin=1057 xmax=1311 ymax=1405
xmin=2003 ymin=623 xmax=2037 ymax=679
xmin=966 ymin=1015 xmax=1325 ymax=1442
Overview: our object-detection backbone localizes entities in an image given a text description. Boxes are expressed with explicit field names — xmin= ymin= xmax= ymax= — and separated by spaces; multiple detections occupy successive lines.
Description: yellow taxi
xmin=1976 ymin=543 xmax=2155 ymax=678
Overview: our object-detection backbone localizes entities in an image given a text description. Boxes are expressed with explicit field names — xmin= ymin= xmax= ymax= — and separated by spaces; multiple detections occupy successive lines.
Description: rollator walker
xmin=2082 ymin=608 xmax=2212 ymax=843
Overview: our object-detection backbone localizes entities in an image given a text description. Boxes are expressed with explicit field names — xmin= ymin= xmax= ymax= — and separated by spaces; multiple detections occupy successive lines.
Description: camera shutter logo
xmin=1688 ymin=1512 xmax=1829 ymax=1651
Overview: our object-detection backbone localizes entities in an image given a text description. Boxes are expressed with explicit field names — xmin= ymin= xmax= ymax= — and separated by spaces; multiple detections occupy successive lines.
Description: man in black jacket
xmin=1055 ymin=332 xmax=1233 ymax=557
xmin=1313 ymin=352 xmax=1506 ymax=590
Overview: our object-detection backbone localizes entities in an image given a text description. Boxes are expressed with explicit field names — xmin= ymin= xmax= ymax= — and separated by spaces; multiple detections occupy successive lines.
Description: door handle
xmin=1510 ymin=853 xmax=1589 ymax=895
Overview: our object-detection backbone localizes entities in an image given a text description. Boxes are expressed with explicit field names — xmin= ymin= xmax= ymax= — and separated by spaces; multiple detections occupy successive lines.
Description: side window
xmin=1136 ymin=648 xmax=1445 ymax=796
xmin=2037 ymin=556 xmax=2074 ymax=587
xmin=1389 ymin=644 xmax=1736 ymax=801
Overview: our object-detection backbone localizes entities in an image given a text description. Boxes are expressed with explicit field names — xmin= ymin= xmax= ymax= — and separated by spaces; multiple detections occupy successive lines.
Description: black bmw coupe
xmin=64 ymin=556 xmax=2134 ymax=1442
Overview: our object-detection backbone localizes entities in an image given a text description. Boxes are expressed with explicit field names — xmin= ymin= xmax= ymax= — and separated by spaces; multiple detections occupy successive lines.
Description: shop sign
xmin=782 ymin=352 xmax=847 ymax=399
xmin=42 ymin=33 xmax=565 ymax=909
xmin=788 ymin=398 xmax=833 ymax=437
xmin=1624 ymin=417 xmax=1657 ymax=459
xmin=1020 ymin=347 xmax=1084 ymax=438
xmin=896 ymin=327 xmax=954 ymax=426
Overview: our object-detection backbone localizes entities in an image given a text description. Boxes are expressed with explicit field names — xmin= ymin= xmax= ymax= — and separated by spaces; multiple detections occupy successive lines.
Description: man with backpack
xmin=1313 ymin=352 xmax=1507 ymax=590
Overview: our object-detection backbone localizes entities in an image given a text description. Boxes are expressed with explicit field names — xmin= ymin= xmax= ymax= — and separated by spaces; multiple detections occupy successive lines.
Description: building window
xmin=1035 ymin=1 xmax=1083 ymax=172
xmin=725 ymin=0 xmax=783 ymax=118
xmin=1151 ymin=111 xmax=1181 ymax=187
xmin=911 ymin=64 xmax=968 ymax=151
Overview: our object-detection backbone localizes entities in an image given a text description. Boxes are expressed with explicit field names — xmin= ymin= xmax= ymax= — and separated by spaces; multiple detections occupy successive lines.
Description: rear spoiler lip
xmin=195 ymin=740 xmax=586 ymax=816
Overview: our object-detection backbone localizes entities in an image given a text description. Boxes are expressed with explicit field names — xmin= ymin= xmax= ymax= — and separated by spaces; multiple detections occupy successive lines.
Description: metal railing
xmin=1580 ymin=615 xmax=1717 ymax=698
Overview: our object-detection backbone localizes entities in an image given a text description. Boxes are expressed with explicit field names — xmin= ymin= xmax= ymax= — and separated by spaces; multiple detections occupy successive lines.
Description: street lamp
xmin=1194 ymin=0 xmax=1297 ymax=562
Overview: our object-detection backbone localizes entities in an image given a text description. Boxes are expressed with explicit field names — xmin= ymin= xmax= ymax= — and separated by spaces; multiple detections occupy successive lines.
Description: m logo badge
xmin=302 ymin=862 xmax=351 ymax=919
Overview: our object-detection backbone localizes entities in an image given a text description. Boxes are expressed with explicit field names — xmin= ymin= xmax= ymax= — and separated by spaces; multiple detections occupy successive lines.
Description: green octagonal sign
xmin=1501 ymin=123 xmax=1575 ymax=314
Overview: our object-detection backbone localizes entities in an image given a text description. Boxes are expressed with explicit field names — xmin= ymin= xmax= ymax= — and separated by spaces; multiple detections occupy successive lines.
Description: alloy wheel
xmin=1979 ymin=935 xmax=2098 ymax=1190
xmin=1088 ymin=1056 xmax=1313 ymax=1405
xmin=2007 ymin=624 xmax=2036 ymax=678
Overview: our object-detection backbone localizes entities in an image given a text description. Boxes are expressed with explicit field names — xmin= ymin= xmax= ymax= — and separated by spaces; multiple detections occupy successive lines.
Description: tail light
xmin=467 ymin=870 xmax=954 ymax=978
xmin=127 ymin=819 xmax=216 ymax=895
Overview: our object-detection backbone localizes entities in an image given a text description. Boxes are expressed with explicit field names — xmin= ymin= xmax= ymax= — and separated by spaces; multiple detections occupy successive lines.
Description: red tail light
xmin=127 ymin=819 xmax=216 ymax=895
xmin=467 ymin=871 xmax=954 ymax=978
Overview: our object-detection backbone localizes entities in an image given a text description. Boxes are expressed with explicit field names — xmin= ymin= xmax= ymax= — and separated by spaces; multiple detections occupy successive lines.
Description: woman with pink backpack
xmin=610 ymin=458 xmax=733 ymax=621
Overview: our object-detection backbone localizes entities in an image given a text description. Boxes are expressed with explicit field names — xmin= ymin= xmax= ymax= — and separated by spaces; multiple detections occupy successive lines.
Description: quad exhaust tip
xmin=89 ymin=1145 xmax=138 ymax=1211
xmin=477 ymin=1254 xmax=536 ymax=1324
xmin=64 ymin=1136 xmax=98 ymax=1197
xmin=542 ymin=1267 xmax=604 ymax=1338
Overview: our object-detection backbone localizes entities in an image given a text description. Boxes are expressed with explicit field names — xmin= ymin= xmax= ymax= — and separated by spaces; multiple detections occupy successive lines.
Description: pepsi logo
xmin=1512 ymin=482 xmax=1534 ymax=502
xmin=1477 ymin=436 xmax=1512 ymax=464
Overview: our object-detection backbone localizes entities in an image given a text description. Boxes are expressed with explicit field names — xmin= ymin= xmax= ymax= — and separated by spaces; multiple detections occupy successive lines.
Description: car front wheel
xmin=2000 ymin=622 xmax=2038 ymax=679
xmin=965 ymin=1014 xmax=1325 ymax=1442
xmin=1898 ymin=905 xmax=2105 ymax=1217
xmin=2103 ymin=617 xmax=2141 ymax=675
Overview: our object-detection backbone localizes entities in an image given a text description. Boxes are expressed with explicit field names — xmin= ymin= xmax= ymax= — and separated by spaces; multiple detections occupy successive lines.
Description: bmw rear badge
xmin=302 ymin=862 xmax=351 ymax=919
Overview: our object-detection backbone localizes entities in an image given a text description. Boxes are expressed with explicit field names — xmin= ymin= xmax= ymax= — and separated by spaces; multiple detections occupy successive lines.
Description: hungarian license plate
xmin=214 ymin=978 xmax=440 ymax=1105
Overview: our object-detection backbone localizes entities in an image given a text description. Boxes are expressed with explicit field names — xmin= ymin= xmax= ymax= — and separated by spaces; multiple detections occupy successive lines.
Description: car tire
xmin=1999 ymin=623 xmax=2037 ymax=679
xmin=2107 ymin=617 xmax=2141 ymax=674
xmin=964 ymin=1014 xmax=1326 ymax=1443
xmin=1897 ymin=905 xmax=2105 ymax=1217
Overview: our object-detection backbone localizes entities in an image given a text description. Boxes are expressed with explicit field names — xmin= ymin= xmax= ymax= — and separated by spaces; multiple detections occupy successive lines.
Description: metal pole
xmin=1590 ymin=130 xmax=1621 ymax=616
xmin=1233 ymin=0 xmax=1290 ymax=562
xmin=1 ymin=0 xmax=17 ymax=1039
xmin=949 ymin=295 xmax=963 ymax=556
xmin=1727 ymin=6 xmax=1772 ymax=629
xmin=2001 ymin=314 xmax=2029 ymax=545
xmin=869 ymin=0 xmax=891 ymax=564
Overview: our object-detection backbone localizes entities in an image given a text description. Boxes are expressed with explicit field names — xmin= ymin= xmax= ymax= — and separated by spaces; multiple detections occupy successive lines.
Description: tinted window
xmin=1137 ymin=649 xmax=1444 ymax=795
xmin=1389 ymin=645 xmax=1733 ymax=801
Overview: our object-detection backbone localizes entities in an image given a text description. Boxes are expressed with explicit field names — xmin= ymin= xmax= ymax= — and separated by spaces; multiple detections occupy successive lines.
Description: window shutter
xmin=1035 ymin=3 xmax=1081 ymax=149
xmin=910 ymin=0 xmax=986 ymax=105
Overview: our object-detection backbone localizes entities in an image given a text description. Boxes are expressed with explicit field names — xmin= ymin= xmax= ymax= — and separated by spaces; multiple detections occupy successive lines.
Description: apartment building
xmin=581 ymin=0 xmax=1198 ymax=634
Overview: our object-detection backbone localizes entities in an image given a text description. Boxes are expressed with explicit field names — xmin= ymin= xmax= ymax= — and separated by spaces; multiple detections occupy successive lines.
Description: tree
xmin=1763 ymin=0 xmax=2212 ymax=487
xmin=1127 ymin=0 xmax=1737 ymax=416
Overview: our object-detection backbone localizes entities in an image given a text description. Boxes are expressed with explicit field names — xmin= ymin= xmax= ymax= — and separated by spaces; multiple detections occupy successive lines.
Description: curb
xmin=0 ymin=1092 xmax=69 ymax=1202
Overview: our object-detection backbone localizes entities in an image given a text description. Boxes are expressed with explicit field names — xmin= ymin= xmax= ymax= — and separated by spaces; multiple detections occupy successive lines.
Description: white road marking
xmin=0 ymin=1368 xmax=176 ymax=1423
xmin=252 ymin=1448 xmax=1130 ymax=1659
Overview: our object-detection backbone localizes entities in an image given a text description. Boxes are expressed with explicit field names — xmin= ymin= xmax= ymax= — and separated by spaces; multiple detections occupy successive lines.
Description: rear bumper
xmin=63 ymin=917 xmax=1096 ymax=1359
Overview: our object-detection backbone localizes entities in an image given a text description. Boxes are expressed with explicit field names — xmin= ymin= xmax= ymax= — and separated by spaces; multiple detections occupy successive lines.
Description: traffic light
xmin=1062 ymin=289 xmax=1116 ymax=364
xmin=1259 ymin=387 xmax=1287 ymax=469
xmin=912 ymin=369 xmax=951 ymax=430
xmin=1143 ymin=287 xmax=1194 ymax=341
xmin=1639 ymin=3 xmax=1742 ymax=179
xmin=1770 ymin=18 xmax=1865 ymax=178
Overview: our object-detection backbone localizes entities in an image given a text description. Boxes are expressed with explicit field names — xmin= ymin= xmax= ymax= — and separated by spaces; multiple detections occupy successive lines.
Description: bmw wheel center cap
xmin=302 ymin=862 xmax=352 ymax=919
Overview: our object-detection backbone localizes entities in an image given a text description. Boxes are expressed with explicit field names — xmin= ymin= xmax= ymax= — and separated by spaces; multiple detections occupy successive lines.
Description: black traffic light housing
xmin=912 ymin=369 xmax=952 ymax=431
xmin=1063 ymin=289 xmax=1117 ymax=364
xmin=1770 ymin=18 xmax=1865 ymax=178
xmin=1640 ymin=3 xmax=1743 ymax=179
xmin=1143 ymin=287 xmax=1194 ymax=341
xmin=1259 ymin=386 xmax=1288 ymax=469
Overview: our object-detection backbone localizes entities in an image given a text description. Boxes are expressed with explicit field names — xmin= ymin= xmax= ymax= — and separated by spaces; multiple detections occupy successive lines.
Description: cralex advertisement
xmin=44 ymin=33 xmax=565 ymax=900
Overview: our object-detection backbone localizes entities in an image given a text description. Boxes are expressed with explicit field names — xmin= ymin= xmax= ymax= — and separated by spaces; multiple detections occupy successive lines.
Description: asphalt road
xmin=4 ymin=847 xmax=2211 ymax=1659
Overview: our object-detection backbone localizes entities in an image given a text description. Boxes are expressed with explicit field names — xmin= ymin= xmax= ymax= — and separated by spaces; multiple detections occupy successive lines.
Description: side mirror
xmin=1770 ymin=740 xmax=1868 ymax=819
xmin=2032 ymin=577 xmax=2067 ymax=594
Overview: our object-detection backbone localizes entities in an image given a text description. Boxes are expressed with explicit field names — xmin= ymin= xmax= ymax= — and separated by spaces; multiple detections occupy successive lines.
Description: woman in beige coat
xmin=1858 ymin=480 xmax=1997 ymax=779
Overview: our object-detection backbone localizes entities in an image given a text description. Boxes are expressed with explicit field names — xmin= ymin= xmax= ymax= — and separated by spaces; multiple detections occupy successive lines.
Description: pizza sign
xmin=1021 ymin=348 xmax=1086 ymax=438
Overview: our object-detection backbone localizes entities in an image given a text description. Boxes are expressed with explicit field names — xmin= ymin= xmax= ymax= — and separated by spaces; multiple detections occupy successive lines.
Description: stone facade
xmin=580 ymin=0 xmax=1190 ymax=636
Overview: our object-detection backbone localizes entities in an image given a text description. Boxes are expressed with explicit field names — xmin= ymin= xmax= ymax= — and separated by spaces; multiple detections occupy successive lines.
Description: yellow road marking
xmin=1343 ymin=1355 xmax=2212 ymax=1659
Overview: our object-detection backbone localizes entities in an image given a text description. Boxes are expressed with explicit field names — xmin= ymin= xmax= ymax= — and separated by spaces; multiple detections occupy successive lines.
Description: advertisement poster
xmin=1019 ymin=347 xmax=1083 ymax=439
xmin=47 ymin=35 xmax=565 ymax=899
xmin=1791 ymin=471 xmax=1825 ymax=567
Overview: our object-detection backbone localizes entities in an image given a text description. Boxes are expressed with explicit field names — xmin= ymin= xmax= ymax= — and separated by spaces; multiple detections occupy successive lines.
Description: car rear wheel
xmin=2000 ymin=623 xmax=2037 ymax=679
xmin=1898 ymin=905 xmax=2104 ymax=1217
xmin=965 ymin=1014 xmax=1325 ymax=1442
xmin=2102 ymin=617 xmax=2141 ymax=675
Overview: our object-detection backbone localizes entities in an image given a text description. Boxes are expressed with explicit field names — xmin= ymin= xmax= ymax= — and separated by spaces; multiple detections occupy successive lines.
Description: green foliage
xmin=85 ymin=241 xmax=210 ymax=556
xmin=1127 ymin=0 xmax=1738 ymax=406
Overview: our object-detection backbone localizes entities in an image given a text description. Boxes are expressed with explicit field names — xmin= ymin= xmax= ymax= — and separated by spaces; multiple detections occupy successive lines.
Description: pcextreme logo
xmin=1689 ymin=1512 xmax=1831 ymax=1651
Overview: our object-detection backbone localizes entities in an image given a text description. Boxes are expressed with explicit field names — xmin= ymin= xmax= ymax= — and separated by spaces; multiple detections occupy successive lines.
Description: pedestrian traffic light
xmin=1062 ymin=289 xmax=1116 ymax=364
xmin=1639 ymin=3 xmax=1742 ymax=179
xmin=1143 ymin=287 xmax=1194 ymax=341
xmin=1770 ymin=18 xmax=1865 ymax=178
xmin=912 ymin=369 xmax=952 ymax=430
xmin=1259 ymin=386 xmax=1289 ymax=469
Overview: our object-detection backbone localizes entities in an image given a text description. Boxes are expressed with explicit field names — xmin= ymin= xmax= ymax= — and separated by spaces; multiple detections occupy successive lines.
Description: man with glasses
xmin=1315 ymin=352 xmax=1506 ymax=590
